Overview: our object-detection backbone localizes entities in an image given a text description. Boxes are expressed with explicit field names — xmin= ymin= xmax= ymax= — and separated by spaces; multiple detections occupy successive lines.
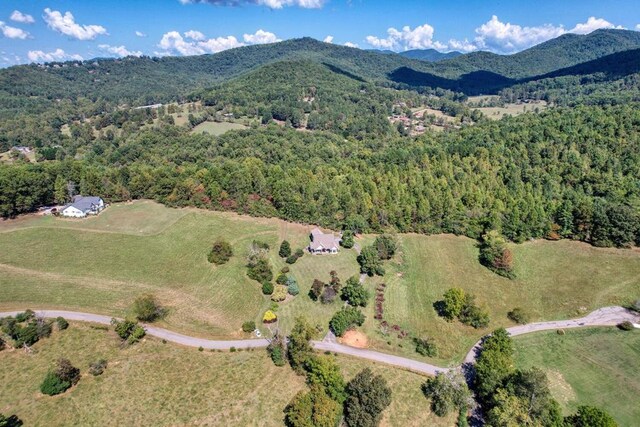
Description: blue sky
xmin=0 ymin=0 xmax=639 ymax=66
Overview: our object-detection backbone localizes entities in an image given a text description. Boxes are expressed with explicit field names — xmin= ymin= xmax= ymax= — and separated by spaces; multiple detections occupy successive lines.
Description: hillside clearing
xmin=191 ymin=121 xmax=249 ymax=135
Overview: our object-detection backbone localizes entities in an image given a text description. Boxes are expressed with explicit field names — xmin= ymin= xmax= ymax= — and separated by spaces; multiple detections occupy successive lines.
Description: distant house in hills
xmin=60 ymin=196 xmax=105 ymax=218
xmin=308 ymin=227 xmax=341 ymax=254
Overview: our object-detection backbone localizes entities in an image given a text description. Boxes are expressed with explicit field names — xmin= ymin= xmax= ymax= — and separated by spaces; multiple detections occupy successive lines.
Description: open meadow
xmin=191 ymin=121 xmax=249 ymax=136
xmin=0 ymin=201 xmax=638 ymax=365
xmin=0 ymin=321 xmax=451 ymax=426
xmin=513 ymin=328 xmax=640 ymax=426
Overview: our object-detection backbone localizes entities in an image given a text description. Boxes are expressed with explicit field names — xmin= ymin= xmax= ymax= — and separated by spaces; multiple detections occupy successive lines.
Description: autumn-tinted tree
xmin=479 ymin=231 xmax=515 ymax=279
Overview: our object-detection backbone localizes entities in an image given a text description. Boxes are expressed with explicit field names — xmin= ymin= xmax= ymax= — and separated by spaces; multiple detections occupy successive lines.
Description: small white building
xmin=308 ymin=227 xmax=341 ymax=255
xmin=61 ymin=196 xmax=105 ymax=218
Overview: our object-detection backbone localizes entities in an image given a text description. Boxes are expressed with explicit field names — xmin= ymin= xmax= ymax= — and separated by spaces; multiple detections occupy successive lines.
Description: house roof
xmin=309 ymin=229 xmax=340 ymax=250
xmin=64 ymin=196 xmax=102 ymax=212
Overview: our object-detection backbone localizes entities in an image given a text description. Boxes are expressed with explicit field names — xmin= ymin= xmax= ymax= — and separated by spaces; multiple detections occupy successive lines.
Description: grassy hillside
xmin=0 ymin=201 xmax=638 ymax=365
xmin=0 ymin=321 xmax=451 ymax=426
xmin=513 ymin=328 xmax=640 ymax=426
xmin=359 ymin=234 xmax=640 ymax=364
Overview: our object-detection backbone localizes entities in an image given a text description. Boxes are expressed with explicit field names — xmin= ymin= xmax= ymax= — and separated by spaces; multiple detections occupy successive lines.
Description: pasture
xmin=191 ymin=121 xmax=249 ymax=136
xmin=0 ymin=321 xmax=451 ymax=426
xmin=513 ymin=328 xmax=640 ymax=426
xmin=359 ymin=234 xmax=640 ymax=364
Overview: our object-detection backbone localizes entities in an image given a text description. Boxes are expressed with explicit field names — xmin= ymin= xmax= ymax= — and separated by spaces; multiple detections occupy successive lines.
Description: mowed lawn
xmin=191 ymin=121 xmax=248 ymax=136
xmin=513 ymin=328 xmax=640 ymax=426
xmin=0 ymin=322 xmax=451 ymax=427
xmin=360 ymin=234 xmax=640 ymax=364
xmin=0 ymin=201 xmax=359 ymax=338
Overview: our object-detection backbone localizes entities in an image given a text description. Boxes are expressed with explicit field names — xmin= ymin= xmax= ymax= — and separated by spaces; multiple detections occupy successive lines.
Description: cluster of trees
xmin=40 ymin=358 xmax=80 ymax=396
xmin=478 ymin=231 xmax=514 ymax=278
xmin=357 ymin=235 xmax=397 ymax=277
xmin=284 ymin=317 xmax=392 ymax=427
xmin=437 ymin=288 xmax=490 ymax=329
xmin=340 ymin=276 xmax=370 ymax=307
xmin=246 ymin=240 xmax=274 ymax=292
xmin=110 ymin=318 xmax=146 ymax=345
xmin=0 ymin=413 xmax=22 ymax=427
xmin=0 ymin=310 xmax=62 ymax=348
xmin=208 ymin=239 xmax=233 ymax=265
xmin=310 ymin=271 xmax=343 ymax=304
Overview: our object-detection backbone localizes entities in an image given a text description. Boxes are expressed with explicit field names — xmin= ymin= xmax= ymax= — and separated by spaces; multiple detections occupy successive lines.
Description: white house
xmin=61 ymin=196 xmax=105 ymax=218
xmin=308 ymin=227 xmax=341 ymax=254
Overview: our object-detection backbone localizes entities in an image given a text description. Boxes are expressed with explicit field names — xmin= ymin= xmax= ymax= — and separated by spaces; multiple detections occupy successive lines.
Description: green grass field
xmin=191 ymin=121 xmax=248 ymax=136
xmin=0 ymin=201 xmax=359 ymax=339
xmin=513 ymin=328 xmax=640 ymax=426
xmin=359 ymin=234 xmax=640 ymax=364
xmin=0 ymin=201 xmax=638 ymax=365
xmin=0 ymin=322 xmax=451 ymax=426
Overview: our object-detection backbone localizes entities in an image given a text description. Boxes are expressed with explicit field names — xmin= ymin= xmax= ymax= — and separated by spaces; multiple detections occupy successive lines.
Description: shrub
xmin=0 ymin=337 xmax=4 ymax=351
xmin=15 ymin=323 xmax=40 ymax=347
xmin=374 ymin=235 xmax=397 ymax=260
xmin=230 ymin=346 xmax=237 ymax=352
xmin=341 ymin=276 xmax=370 ymax=307
xmin=111 ymin=318 xmax=146 ymax=344
xmin=286 ymin=277 xmax=300 ymax=296
xmin=40 ymin=371 xmax=71 ymax=396
xmin=267 ymin=335 xmax=286 ymax=366
xmin=330 ymin=307 xmax=365 ymax=337
xmin=564 ymin=405 xmax=617 ymax=427
xmin=285 ymin=255 xmax=298 ymax=264
xmin=262 ymin=282 xmax=274 ymax=295
xmin=479 ymin=230 xmax=515 ymax=279
xmin=309 ymin=279 xmax=325 ymax=301
xmin=340 ymin=230 xmax=355 ymax=248
xmin=15 ymin=310 xmax=34 ymax=323
xmin=276 ymin=273 xmax=288 ymax=285
xmin=0 ymin=413 xmax=22 ymax=427
xmin=56 ymin=358 xmax=80 ymax=385
xmin=263 ymin=310 xmax=277 ymax=323
xmin=414 ymin=337 xmax=438 ymax=357
xmin=271 ymin=285 xmax=288 ymax=302
xmin=242 ymin=321 xmax=256 ymax=333
xmin=422 ymin=371 xmax=471 ymax=417
xmin=279 ymin=240 xmax=292 ymax=258
xmin=56 ymin=317 xmax=69 ymax=330
xmin=132 ymin=294 xmax=165 ymax=322
xmin=507 ymin=307 xmax=529 ymax=324
xmin=280 ymin=266 xmax=290 ymax=274
xmin=253 ymin=240 xmax=270 ymax=250
xmin=460 ymin=303 xmax=490 ymax=329
xmin=247 ymin=257 xmax=273 ymax=283
xmin=320 ymin=286 xmax=337 ymax=304
xmin=440 ymin=288 xmax=466 ymax=320
xmin=618 ymin=321 xmax=634 ymax=331
xmin=207 ymin=239 xmax=233 ymax=264
xmin=357 ymin=245 xmax=385 ymax=276
xmin=294 ymin=249 xmax=304 ymax=258
xmin=89 ymin=359 xmax=108 ymax=376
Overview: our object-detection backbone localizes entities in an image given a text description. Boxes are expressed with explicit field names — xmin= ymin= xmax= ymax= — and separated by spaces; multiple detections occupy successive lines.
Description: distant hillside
xmin=399 ymin=49 xmax=462 ymax=62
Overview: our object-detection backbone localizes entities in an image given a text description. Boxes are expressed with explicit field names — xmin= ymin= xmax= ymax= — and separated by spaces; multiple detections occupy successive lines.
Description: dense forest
xmin=1 ymin=104 xmax=638 ymax=247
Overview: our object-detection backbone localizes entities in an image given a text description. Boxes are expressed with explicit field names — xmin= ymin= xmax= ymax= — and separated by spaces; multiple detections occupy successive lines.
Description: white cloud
xmin=344 ymin=41 xmax=358 ymax=48
xmin=570 ymin=17 xmax=622 ymax=34
xmin=28 ymin=48 xmax=83 ymax=63
xmin=98 ymin=44 xmax=143 ymax=57
xmin=473 ymin=15 xmax=565 ymax=53
xmin=446 ymin=38 xmax=477 ymax=53
xmin=366 ymin=23 xmax=447 ymax=51
xmin=158 ymin=31 xmax=243 ymax=55
xmin=0 ymin=21 xmax=29 ymax=39
xmin=243 ymin=29 xmax=279 ymax=44
xmin=184 ymin=30 xmax=206 ymax=41
xmin=179 ymin=0 xmax=326 ymax=9
xmin=158 ymin=29 xmax=280 ymax=56
xmin=636 ymin=24 xmax=640 ymax=31
xmin=323 ymin=35 xmax=333 ymax=43
xmin=135 ymin=31 xmax=147 ymax=37
xmin=43 ymin=8 xmax=108 ymax=40
xmin=10 ymin=10 xmax=35 ymax=24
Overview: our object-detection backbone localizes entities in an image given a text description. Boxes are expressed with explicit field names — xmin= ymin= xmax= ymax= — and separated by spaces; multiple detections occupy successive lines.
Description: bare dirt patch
xmin=340 ymin=330 xmax=369 ymax=348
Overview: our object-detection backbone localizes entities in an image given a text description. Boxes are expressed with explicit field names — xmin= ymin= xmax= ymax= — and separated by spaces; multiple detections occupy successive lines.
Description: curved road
xmin=0 ymin=307 xmax=637 ymax=376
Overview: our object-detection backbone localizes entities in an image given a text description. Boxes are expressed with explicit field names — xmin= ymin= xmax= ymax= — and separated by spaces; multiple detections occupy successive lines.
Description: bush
xmin=111 ymin=318 xmax=146 ymax=344
xmin=132 ymin=294 xmax=165 ymax=322
xmin=294 ymin=249 xmax=304 ymax=258
xmin=262 ymin=282 xmax=274 ymax=295
xmin=0 ymin=337 xmax=4 ymax=351
xmin=459 ymin=303 xmax=490 ymax=329
xmin=56 ymin=358 xmax=80 ymax=385
xmin=357 ymin=245 xmax=385 ymax=276
xmin=374 ymin=235 xmax=397 ymax=260
xmin=279 ymin=240 xmax=291 ymax=258
xmin=263 ymin=310 xmax=277 ymax=323
xmin=15 ymin=310 xmax=34 ymax=323
xmin=309 ymin=279 xmax=325 ymax=301
xmin=0 ymin=413 xmax=22 ymax=427
xmin=271 ymin=285 xmax=288 ymax=302
xmin=479 ymin=230 xmax=515 ymax=279
xmin=330 ymin=307 xmax=365 ymax=337
xmin=320 ymin=286 xmax=337 ymax=304
xmin=618 ymin=320 xmax=634 ymax=331
xmin=285 ymin=255 xmax=298 ymax=264
xmin=40 ymin=371 xmax=71 ymax=396
xmin=286 ymin=277 xmax=300 ymax=296
xmin=242 ymin=321 xmax=256 ymax=333
xmin=56 ymin=317 xmax=69 ymax=330
xmin=422 ymin=371 xmax=471 ymax=417
xmin=247 ymin=257 xmax=273 ymax=283
xmin=253 ymin=240 xmax=270 ymax=250
xmin=414 ymin=337 xmax=438 ymax=357
xmin=88 ymin=359 xmax=108 ymax=376
xmin=340 ymin=230 xmax=355 ymax=248
xmin=267 ymin=334 xmax=286 ymax=366
xmin=440 ymin=288 xmax=466 ymax=320
xmin=207 ymin=239 xmax=233 ymax=264
xmin=507 ymin=307 xmax=529 ymax=324
xmin=276 ymin=273 xmax=288 ymax=285
xmin=280 ymin=266 xmax=290 ymax=274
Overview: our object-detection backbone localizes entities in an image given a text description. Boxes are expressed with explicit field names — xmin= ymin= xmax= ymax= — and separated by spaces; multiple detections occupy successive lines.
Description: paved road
xmin=1 ymin=307 xmax=637 ymax=375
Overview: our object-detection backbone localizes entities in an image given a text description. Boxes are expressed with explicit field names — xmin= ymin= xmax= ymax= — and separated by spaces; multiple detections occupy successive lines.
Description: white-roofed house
xmin=60 ymin=196 xmax=105 ymax=218
xmin=308 ymin=227 xmax=342 ymax=255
